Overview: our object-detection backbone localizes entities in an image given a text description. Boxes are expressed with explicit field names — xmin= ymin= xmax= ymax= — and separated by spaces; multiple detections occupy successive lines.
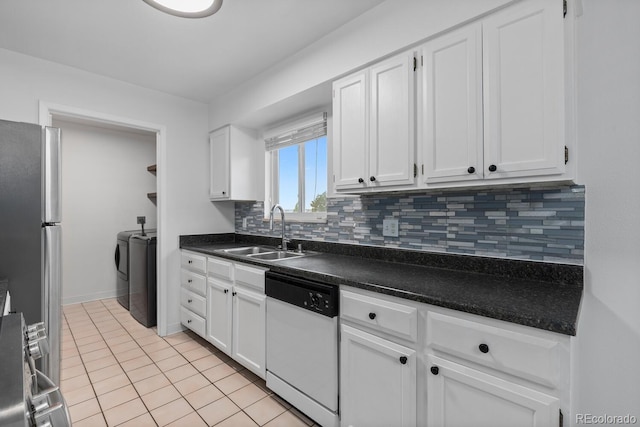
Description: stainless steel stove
xmin=0 ymin=313 xmax=70 ymax=427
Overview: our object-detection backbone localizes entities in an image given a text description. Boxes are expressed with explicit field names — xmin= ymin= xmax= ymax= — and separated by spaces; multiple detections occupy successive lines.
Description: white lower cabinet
xmin=426 ymin=355 xmax=559 ymax=427
xmin=423 ymin=308 xmax=569 ymax=427
xmin=232 ymin=286 xmax=266 ymax=377
xmin=340 ymin=324 xmax=416 ymax=427
xmin=180 ymin=251 xmax=207 ymax=336
xmin=206 ymin=277 xmax=232 ymax=354
xmin=339 ymin=288 xmax=570 ymax=427
xmin=340 ymin=289 xmax=418 ymax=427
xmin=180 ymin=306 xmax=206 ymax=337
xmin=205 ymin=256 xmax=267 ymax=379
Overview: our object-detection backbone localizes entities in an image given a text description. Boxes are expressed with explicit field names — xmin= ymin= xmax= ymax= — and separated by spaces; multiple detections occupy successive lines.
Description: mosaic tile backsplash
xmin=235 ymin=185 xmax=585 ymax=265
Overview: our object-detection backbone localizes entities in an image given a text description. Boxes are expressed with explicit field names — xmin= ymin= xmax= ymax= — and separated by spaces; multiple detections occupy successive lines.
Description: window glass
xmin=277 ymin=144 xmax=299 ymax=212
xmin=304 ymin=136 xmax=327 ymax=213
xmin=271 ymin=135 xmax=327 ymax=217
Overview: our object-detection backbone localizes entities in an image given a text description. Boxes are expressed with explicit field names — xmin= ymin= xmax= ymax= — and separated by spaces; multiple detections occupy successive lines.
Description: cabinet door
xmin=369 ymin=52 xmax=415 ymax=188
xmin=427 ymin=355 xmax=559 ymax=427
xmin=340 ymin=324 xmax=416 ymax=427
xmin=209 ymin=126 xmax=230 ymax=199
xmin=421 ymin=24 xmax=483 ymax=183
xmin=483 ymin=0 xmax=565 ymax=179
xmin=333 ymin=70 xmax=369 ymax=191
xmin=206 ymin=278 xmax=232 ymax=355
xmin=232 ymin=286 xmax=266 ymax=379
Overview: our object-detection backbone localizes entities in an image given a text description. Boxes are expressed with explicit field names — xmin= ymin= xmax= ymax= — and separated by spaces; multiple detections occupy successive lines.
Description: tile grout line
xmin=66 ymin=300 xmax=238 ymax=426
xmin=63 ymin=299 xmax=314 ymax=427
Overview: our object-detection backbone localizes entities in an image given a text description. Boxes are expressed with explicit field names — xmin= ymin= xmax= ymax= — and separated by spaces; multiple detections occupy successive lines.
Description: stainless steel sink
xmin=223 ymin=246 xmax=274 ymax=255
xmin=220 ymin=245 xmax=313 ymax=262
xmin=247 ymin=251 xmax=304 ymax=261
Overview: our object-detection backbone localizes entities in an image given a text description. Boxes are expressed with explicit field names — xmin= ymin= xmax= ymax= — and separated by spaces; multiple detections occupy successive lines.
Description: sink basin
xmin=247 ymin=251 xmax=304 ymax=261
xmin=223 ymin=246 xmax=274 ymax=255
xmin=220 ymin=245 xmax=313 ymax=262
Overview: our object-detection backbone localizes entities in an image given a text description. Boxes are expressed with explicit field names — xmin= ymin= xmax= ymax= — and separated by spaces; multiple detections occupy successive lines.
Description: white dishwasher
xmin=265 ymin=271 xmax=339 ymax=427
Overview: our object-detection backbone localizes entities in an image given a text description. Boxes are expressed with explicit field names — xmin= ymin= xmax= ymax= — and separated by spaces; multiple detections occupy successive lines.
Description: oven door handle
xmin=31 ymin=370 xmax=72 ymax=427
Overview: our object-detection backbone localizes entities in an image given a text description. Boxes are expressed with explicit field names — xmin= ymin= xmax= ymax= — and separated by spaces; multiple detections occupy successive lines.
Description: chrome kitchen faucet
xmin=269 ymin=204 xmax=288 ymax=251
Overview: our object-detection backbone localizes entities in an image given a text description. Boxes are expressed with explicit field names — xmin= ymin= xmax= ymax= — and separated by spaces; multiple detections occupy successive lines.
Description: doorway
xmin=39 ymin=102 xmax=167 ymax=335
xmin=52 ymin=117 xmax=157 ymax=305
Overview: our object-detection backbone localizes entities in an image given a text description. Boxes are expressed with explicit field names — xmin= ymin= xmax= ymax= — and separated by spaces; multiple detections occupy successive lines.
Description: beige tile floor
xmin=61 ymin=298 xmax=318 ymax=427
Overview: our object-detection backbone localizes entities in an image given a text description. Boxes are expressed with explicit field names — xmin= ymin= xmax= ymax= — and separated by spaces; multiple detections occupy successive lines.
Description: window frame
xmin=263 ymin=113 xmax=328 ymax=223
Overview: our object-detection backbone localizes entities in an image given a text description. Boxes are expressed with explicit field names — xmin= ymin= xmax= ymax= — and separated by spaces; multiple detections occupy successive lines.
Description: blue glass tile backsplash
xmin=235 ymin=185 xmax=585 ymax=265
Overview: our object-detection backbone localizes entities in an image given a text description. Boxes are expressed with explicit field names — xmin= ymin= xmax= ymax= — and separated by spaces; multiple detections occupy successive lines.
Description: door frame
xmin=38 ymin=101 xmax=169 ymax=336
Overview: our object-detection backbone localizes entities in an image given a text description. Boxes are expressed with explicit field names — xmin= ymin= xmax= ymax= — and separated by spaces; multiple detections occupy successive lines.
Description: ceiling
xmin=0 ymin=0 xmax=385 ymax=103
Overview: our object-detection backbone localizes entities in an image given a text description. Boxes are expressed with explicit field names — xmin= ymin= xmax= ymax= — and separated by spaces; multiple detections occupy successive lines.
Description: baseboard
xmin=62 ymin=289 xmax=118 ymax=305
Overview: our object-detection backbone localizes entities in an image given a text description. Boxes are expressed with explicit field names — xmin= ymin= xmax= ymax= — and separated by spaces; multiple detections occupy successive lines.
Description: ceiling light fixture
xmin=142 ymin=0 xmax=223 ymax=18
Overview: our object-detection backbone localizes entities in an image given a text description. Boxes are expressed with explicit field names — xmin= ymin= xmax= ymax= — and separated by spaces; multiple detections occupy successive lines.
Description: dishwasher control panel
xmin=265 ymin=271 xmax=338 ymax=317
xmin=305 ymin=291 xmax=332 ymax=312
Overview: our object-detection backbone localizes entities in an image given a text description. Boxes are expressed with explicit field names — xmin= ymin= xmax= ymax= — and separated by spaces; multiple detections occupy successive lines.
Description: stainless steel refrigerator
xmin=0 ymin=118 xmax=62 ymax=385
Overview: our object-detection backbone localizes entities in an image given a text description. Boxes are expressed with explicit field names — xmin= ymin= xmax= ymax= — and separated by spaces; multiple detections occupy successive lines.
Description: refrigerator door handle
xmin=43 ymin=225 xmax=62 ymax=385
xmin=43 ymin=126 xmax=61 ymax=224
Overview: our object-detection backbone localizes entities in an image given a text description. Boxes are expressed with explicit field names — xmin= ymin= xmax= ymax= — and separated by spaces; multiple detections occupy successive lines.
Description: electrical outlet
xmin=242 ymin=217 xmax=248 ymax=229
xmin=382 ymin=219 xmax=399 ymax=237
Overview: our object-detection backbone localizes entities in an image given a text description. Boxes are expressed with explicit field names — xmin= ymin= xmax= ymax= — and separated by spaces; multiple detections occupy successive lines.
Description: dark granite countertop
xmin=180 ymin=234 xmax=583 ymax=336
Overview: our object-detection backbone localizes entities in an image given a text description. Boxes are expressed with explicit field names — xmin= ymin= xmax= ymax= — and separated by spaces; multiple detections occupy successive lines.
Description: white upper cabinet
xmin=419 ymin=0 xmax=568 ymax=186
xmin=209 ymin=125 xmax=264 ymax=201
xmin=333 ymin=70 xmax=368 ymax=192
xmin=421 ymin=23 xmax=483 ymax=184
xmin=209 ymin=126 xmax=230 ymax=199
xmin=482 ymin=0 xmax=566 ymax=180
xmin=368 ymin=53 xmax=415 ymax=189
xmin=333 ymin=51 xmax=416 ymax=193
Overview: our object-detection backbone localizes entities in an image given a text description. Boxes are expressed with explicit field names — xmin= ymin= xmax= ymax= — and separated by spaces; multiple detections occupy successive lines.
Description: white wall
xmin=0 ymin=48 xmax=233 ymax=335
xmin=208 ymin=0 xmax=513 ymax=130
xmin=54 ymin=119 xmax=157 ymax=304
xmin=573 ymin=0 xmax=640 ymax=423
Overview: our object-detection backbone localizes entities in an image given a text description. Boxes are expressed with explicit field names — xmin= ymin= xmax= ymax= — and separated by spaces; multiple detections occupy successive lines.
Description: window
xmin=265 ymin=113 xmax=327 ymax=221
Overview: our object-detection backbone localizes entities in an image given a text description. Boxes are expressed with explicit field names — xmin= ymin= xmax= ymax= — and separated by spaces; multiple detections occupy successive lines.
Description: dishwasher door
xmin=266 ymin=297 xmax=338 ymax=411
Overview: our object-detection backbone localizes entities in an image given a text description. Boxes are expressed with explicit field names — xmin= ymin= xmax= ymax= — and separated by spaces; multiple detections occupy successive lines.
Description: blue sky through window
xmin=276 ymin=136 xmax=327 ymax=213
xmin=278 ymin=144 xmax=299 ymax=211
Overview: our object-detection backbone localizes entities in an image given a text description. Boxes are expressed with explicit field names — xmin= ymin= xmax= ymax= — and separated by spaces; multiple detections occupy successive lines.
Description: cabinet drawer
xmin=234 ymin=263 xmax=266 ymax=292
xmin=180 ymin=269 xmax=206 ymax=296
xmin=208 ymin=257 xmax=233 ymax=281
xmin=426 ymin=311 xmax=560 ymax=388
xmin=181 ymin=251 xmax=206 ymax=274
xmin=180 ymin=288 xmax=206 ymax=318
xmin=341 ymin=290 xmax=417 ymax=342
xmin=180 ymin=307 xmax=205 ymax=337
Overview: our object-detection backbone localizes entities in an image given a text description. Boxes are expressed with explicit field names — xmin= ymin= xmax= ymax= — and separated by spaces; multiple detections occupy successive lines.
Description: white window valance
xmin=264 ymin=112 xmax=327 ymax=151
